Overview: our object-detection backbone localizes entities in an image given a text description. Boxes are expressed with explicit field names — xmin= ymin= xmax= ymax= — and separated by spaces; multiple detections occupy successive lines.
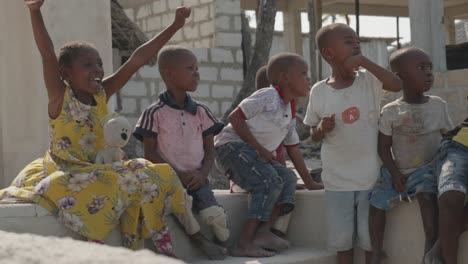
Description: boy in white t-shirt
xmin=215 ymin=53 xmax=323 ymax=258
xmin=303 ymin=23 xmax=402 ymax=264
xmin=367 ymin=47 xmax=454 ymax=264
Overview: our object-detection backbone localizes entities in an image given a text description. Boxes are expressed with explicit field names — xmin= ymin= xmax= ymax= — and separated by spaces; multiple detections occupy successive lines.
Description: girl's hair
xmin=58 ymin=41 xmax=97 ymax=67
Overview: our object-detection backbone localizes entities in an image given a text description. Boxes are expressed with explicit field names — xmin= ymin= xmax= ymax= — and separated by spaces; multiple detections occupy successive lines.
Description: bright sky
xmin=245 ymin=11 xmax=411 ymax=47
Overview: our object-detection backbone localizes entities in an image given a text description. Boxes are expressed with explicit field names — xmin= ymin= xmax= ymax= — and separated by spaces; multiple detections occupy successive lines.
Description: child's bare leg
xmin=365 ymin=250 xmax=372 ymax=264
xmin=369 ymin=205 xmax=386 ymax=264
xmin=426 ymin=202 xmax=468 ymax=264
xmin=424 ymin=240 xmax=441 ymax=264
xmin=461 ymin=203 xmax=468 ymax=233
xmin=267 ymin=164 xmax=296 ymax=240
xmin=231 ymin=219 xmax=275 ymax=257
xmin=173 ymin=194 xmax=227 ymax=260
xmin=417 ymin=193 xmax=438 ymax=254
xmin=337 ymin=249 xmax=354 ymax=264
xmin=439 ymin=191 xmax=465 ymax=264
xmin=252 ymin=204 xmax=290 ymax=251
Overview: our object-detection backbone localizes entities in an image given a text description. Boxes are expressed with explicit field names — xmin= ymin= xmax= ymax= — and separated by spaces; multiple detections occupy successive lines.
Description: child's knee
xmin=249 ymin=173 xmax=284 ymax=195
xmin=440 ymin=191 xmax=465 ymax=205
xmin=283 ymin=170 xmax=298 ymax=186
xmin=199 ymin=206 xmax=230 ymax=242
xmin=439 ymin=191 xmax=465 ymax=213
xmin=270 ymin=174 xmax=286 ymax=192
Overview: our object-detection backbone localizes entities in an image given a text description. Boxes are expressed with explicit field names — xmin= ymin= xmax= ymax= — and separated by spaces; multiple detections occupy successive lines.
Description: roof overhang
xmin=240 ymin=0 xmax=468 ymax=18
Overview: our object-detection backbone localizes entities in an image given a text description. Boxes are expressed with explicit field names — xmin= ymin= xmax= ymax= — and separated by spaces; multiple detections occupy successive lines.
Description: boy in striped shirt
xmin=133 ymin=45 xmax=228 ymax=260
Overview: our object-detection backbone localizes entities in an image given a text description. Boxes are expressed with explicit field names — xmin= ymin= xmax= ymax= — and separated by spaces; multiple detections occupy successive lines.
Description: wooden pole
xmin=396 ymin=16 xmax=401 ymax=49
xmin=284 ymin=1 xmax=303 ymax=55
xmin=308 ymin=0 xmax=322 ymax=83
xmin=355 ymin=0 xmax=360 ymax=36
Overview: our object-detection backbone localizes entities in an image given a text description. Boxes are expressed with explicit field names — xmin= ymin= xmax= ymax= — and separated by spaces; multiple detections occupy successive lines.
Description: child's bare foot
xmin=253 ymin=224 xmax=290 ymax=251
xmin=231 ymin=243 xmax=275 ymax=257
xmin=192 ymin=232 xmax=227 ymax=260
xmin=424 ymin=240 xmax=442 ymax=264
xmin=200 ymin=239 xmax=228 ymax=260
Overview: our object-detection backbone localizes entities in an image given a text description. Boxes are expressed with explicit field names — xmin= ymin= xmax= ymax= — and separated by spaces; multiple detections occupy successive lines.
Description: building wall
xmin=432 ymin=69 xmax=468 ymax=124
xmin=0 ymin=1 xmax=113 ymax=187
xmin=120 ymin=0 xmax=216 ymax=48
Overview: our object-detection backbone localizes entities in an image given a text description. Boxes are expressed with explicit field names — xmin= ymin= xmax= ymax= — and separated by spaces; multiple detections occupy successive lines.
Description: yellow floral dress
xmin=0 ymin=86 xmax=185 ymax=254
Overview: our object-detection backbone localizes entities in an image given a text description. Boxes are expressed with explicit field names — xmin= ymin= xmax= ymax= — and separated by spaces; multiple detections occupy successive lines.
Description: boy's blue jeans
xmin=188 ymin=181 xmax=219 ymax=211
xmin=436 ymin=140 xmax=468 ymax=197
xmin=369 ymin=165 xmax=437 ymax=211
xmin=215 ymin=142 xmax=297 ymax=221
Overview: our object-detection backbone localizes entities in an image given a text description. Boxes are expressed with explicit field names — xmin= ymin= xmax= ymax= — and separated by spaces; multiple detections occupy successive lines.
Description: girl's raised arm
xmin=102 ymin=7 xmax=191 ymax=99
xmin=26 ymin=0 xmax=65 ymax=117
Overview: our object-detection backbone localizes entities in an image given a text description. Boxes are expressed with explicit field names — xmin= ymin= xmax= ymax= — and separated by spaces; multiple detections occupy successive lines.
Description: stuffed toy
xmin=95 ymin=115 xmax=131 ymax=164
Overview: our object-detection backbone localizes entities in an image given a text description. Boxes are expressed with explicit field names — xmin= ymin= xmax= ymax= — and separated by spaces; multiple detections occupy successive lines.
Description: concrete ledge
xmin=1 ymin=190 xmax=468 ymax=264
xmin=0 ymin=203 xmax=129 ymax=247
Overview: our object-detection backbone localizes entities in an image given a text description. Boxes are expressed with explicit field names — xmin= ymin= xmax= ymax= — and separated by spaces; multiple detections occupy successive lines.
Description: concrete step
xmin=191 ymin=247 xmax=336 ymax=264
xmin=3 ymin=191 xmax=468 ymax=263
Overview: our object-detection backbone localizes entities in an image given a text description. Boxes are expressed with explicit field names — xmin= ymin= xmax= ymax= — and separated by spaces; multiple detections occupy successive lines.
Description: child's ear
xmin=279 ymin=71 xmax=288 ymax=84
xmin=59 ymin=66 xmax=69 ymax=82
xmin=321 ymin=48 xmax=333 ymax=62
xmin=162 ymin=68 xmax=172 ymax=81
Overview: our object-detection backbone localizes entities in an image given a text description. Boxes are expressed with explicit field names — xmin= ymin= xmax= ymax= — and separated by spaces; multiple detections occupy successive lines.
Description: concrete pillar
xmin=445 ymin=16 xmax=456 ymax=44
xmin=408 ymin=0 xmax=446 ymax=72
xmin=283 ymin=2 xmax=303 ymax=55
xmin=0 ymin=1 xmax=112 ymax=187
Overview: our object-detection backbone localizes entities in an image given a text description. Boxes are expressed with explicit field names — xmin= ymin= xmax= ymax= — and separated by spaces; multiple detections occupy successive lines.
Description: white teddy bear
xmin=95 ymin=115 xmax=131 ymax=164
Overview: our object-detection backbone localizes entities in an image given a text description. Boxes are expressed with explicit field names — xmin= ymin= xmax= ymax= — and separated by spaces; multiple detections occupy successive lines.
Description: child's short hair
xmin=58 ymin=41 xmax=97 ymax=67
xmin=255 ymin=65 xmax=269 ymax=90
xmin=267 ymin=53 xmax=304 ymax=85
xmin=389 ymin=47 xmax=429 ymax=73
xmin=157 ymin=45 xmax=193 ymax=76
xmin=315 ymin=23 xmax=353 ymax=52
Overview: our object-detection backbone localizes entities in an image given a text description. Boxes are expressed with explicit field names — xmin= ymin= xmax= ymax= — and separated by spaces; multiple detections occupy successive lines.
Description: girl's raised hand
xmin=173 ymin=7 xmax=191 ymax=29
xmin=25 ymin=0 xmax=44 ymax=10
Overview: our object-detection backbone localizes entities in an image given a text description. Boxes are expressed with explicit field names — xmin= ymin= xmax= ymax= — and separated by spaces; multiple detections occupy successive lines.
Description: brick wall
xmin=432 ymin=69 xmax=468 ymax=124
xmin=121 ymin=0 xmax=215 ymax=48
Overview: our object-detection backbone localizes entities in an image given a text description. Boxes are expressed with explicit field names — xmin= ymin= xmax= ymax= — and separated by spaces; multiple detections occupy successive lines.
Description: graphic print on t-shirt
xmin=342 ymin=106 xmax=360 ymax=124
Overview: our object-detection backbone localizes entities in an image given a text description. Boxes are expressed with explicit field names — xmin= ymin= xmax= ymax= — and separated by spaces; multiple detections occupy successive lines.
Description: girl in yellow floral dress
xmin=0 ymin=0 xmax=191 ymax=255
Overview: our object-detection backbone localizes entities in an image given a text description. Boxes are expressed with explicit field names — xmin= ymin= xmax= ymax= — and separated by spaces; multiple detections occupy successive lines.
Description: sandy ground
xmin=0 ymin=230 xmax=184 ymax=264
